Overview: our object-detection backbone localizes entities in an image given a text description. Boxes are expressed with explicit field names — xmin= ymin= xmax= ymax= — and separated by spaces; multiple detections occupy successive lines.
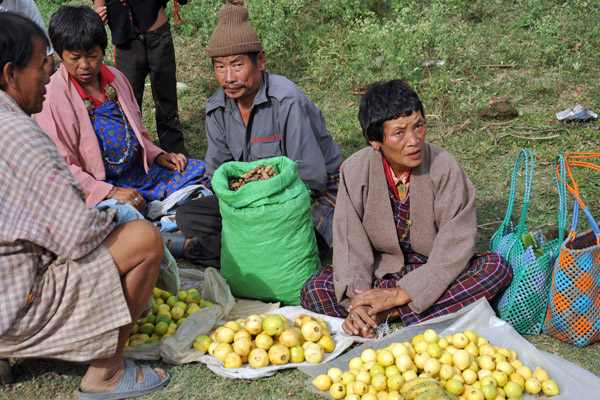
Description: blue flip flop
xmin=76 ymin=360 xmax=170 ymax=400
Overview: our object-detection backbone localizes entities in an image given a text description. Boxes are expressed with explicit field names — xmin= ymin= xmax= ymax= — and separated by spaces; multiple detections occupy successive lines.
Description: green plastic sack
xmin=490 ymin=150 xmax=567 ymax=334
xmin=211 ymin=156 xmax=320 ymax=305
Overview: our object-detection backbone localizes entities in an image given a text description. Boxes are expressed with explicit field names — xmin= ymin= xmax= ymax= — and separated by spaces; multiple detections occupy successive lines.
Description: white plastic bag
xmin=123 ymin=267 xmax=233 ymax=362
xmin=123 ymin=267 xmax=282 ymax=363
xmin=160 ymin=267 xmax=236 ymax=364
xmin=299 ymin=298 xmax=600 ymax=399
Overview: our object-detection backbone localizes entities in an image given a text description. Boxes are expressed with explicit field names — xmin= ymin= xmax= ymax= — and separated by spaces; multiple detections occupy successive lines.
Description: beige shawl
xmin=332 ymin=143 xmax=477 ymax=313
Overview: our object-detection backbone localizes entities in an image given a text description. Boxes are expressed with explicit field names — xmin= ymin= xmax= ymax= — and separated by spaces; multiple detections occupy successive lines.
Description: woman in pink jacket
xmin=34 ymin=6 xmax=207 ymax=214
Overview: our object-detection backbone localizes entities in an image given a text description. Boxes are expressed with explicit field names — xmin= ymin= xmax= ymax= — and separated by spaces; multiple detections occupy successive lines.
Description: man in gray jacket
xmin=173 ymin=0 xmax=342 ymax=266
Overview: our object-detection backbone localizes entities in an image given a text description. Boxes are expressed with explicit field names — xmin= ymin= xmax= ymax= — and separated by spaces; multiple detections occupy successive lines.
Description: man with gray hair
xmin=0 ymin=11 xmax=169 ymax=398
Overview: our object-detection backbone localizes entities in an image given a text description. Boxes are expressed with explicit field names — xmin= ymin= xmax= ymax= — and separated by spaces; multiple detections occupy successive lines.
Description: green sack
xmin=211 ymin=156 xmax=320 ymax=305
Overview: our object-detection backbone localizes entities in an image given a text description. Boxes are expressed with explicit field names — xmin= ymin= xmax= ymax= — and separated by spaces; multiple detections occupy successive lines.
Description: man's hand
xmin=107 ymin=186 xmax=145 ymax=211
xmin=342 ymin=305 xmax=378 ymax=338
xmin=155 ymin=152 xmax=187 ymax=173
xmin=94 ymin=6 xmax=108 ymax=25
xmin=349 ymin=287 xmax=410 ymax=317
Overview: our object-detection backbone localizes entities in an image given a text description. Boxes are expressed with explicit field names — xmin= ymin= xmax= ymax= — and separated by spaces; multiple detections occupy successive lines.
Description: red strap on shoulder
xmin=382 ymin=156 xmax=400 ymax=200
xmin=174 ymin=2 xmax=185 ymax=25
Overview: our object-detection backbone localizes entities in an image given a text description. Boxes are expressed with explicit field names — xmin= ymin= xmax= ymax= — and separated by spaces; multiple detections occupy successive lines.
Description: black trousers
xmin=176 ymin=195 xmax=222 ymax=268
xmin=115 ymin=21 xmax=188 ymax=155
xmin=176 ymin=194 xmax=331 ymax=267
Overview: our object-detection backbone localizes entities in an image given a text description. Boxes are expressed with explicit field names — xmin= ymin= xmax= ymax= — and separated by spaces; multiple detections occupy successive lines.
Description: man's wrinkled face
xmin=212 ymin=52 xmax=265 ymax=104
xmin=5 ymin=36 xmax=50 ymax=115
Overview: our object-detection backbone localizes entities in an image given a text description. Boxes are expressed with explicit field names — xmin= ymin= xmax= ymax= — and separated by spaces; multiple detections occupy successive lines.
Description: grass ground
xmin=2 ymin=0 xmax=599 ymax=399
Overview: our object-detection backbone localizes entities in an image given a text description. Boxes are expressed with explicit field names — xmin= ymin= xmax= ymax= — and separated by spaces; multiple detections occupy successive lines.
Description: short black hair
xmin=211 ymin=52 xmax=260 ymax=67
xmin=358 ymin=80 xmax=425 ymax=144
xmin=0 ymin=12 xmax=50 ymax=89
xmin=49 ymin=6 xmax=107 ymax=58
xmin=246 ymin=52 xmax=259 ymax=67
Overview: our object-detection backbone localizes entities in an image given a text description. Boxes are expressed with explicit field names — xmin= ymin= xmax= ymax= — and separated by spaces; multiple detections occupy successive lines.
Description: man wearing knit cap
xmin=173 ymin=0 xmax=342 ymax=267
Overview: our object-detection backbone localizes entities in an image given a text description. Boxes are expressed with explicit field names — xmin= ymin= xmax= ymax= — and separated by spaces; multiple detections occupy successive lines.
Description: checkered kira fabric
xmin=301 ymin=176 xmax=512 ymax=325
xmin=0 ymin=91 xmax=131 ymax=362
xmin=311 ymin=168 xmax=340 ymax=247
xmin=544 ymin=152 xmax=600 ymax=346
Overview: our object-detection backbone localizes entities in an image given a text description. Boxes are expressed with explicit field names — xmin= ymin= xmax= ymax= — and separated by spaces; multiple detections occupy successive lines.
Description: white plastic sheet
xmin=555 ymin=104 xmax=597 ymax=121
xmin=160 ymin=267 xmax=236 ymax=364
xmin=299 ymin=298 xmax=600 ymax=399
xmin=123 ymin=267 xmax=278 ymax=363
xmin=197 ymin=306 xmax=370 ymax=379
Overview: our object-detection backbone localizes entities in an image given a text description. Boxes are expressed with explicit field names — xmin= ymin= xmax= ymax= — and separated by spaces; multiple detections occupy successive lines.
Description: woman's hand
xmin=342 ymin=305 xmax=378 ymax=338
xmin=155 ymin=153 xmax=187 ymax=173
xmin=349 ymin=287 xmax=411 ymax=317
xmin=107 ymin=186 xmax=145 ymax=211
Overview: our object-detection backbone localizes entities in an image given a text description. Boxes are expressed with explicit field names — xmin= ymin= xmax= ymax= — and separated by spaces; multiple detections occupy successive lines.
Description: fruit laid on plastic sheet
xmin=197 ymin=307 xmax=372 ymax=379
xmin=203 ymin=314 xmax=332 ymax=368
xmin=299 ymin=298 xmax=600 ymax=400
xmin=124 ymin=270 xmax=223 ymax=360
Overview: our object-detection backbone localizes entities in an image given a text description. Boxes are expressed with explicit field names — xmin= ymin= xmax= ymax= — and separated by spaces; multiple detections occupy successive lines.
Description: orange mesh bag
xmin=543 ymin=153 xmax=600 ymax=346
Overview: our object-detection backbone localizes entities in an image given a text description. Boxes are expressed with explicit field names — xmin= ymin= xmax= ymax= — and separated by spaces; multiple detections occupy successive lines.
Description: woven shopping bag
xmin=490 ymin=150 xmax=567 ymax=334
xmin=543 ymin=153 xmax=600 ymax=346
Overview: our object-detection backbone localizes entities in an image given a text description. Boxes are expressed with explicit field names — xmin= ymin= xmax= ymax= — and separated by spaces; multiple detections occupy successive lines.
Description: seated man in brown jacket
xmin=300 ymin=80 xmax=512 ymax=338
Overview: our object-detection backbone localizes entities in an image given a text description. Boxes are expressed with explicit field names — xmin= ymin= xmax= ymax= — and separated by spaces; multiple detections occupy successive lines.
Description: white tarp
xmin=298 ymin=298 xmax=600 ymax=399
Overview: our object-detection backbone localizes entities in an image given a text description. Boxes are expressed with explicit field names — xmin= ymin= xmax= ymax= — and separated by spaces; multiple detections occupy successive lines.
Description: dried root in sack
xmin=228 ymin=164 xmax=276 ymax=191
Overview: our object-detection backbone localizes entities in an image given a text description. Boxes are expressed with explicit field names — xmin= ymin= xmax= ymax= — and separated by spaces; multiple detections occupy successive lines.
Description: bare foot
xmin=79 ymin=361 xmax=167 ymax=394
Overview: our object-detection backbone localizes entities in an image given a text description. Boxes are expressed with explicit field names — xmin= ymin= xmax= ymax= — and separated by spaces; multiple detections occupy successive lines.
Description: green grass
xmin=3 ymin=0 xmax=599 ymax=399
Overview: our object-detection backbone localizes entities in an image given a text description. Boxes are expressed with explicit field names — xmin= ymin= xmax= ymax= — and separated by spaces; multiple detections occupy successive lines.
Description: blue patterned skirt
xmin=91 ymin=99 xmax=208 ymax=203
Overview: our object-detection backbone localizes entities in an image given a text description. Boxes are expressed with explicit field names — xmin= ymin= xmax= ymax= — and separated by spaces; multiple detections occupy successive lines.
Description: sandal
xmin=76 ymin=359 xmax=169 ymax=400
xmin=0 ymin=359 xmax=13 ymax=385
xmin=162 ymin=231 xmax=186 ymax=259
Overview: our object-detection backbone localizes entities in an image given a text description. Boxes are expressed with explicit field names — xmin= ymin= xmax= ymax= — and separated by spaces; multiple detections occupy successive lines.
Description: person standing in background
xmin=94 ymin=0 xmax=189 ymax=156
xmin=0 ymin=0 xmax=56 ymax=76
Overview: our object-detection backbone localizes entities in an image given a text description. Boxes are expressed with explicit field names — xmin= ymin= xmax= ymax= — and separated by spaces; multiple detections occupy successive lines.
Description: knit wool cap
xmin=207 ymin=0 xmax=262 ymax=58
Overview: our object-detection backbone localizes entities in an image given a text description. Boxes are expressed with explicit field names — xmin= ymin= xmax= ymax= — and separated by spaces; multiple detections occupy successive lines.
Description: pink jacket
xmin=33 ymin=64 xmax=165 ymax=207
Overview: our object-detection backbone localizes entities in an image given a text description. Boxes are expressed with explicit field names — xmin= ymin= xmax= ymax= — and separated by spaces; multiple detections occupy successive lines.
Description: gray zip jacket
xmin=205 ymin=71 xmax=342 ymax=196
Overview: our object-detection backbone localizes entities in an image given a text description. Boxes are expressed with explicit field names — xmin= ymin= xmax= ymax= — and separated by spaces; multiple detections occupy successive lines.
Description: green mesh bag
xmin=490 ymin=150 xmax=567 ymax=334
xmin=211 ymin=156 xmax=320 ymax=305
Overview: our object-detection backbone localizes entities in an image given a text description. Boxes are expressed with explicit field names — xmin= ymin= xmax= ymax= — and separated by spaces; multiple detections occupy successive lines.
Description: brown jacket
xmin=332 ymin=143 xmax=477 ymax=313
